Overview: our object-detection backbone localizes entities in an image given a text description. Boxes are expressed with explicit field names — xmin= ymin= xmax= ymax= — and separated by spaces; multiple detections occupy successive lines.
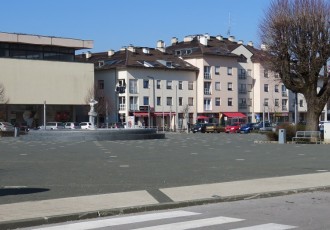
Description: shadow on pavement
xmin=0 ymin=187 xmax=50 ymax=196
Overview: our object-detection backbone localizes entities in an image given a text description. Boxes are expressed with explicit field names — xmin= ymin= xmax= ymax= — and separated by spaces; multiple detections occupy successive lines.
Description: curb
xmin=1 ymin=186 xmax=329 ymax=229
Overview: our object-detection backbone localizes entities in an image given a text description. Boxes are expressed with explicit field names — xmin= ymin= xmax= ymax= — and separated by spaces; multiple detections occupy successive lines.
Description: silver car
xmin=0 ymin=122 xmax=15 ymax=131
xmin=64 ymin=122 xmax=81 ymax=129
xmin=39 ymin=122 xmax=65 ymax=130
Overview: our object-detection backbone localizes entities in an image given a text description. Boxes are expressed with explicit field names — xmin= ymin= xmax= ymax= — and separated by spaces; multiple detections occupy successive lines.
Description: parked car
xmin=39 ymin=122 xmax=65 ymax=130
xmin=240 ymin=123 xmax=255 ymax=133
xmin=255 ymin=122 xmax=273 ymax=131
xmin=225 ymin=123 xmax=241 ymax=133
xmin=0 ymin=122 xmax=15 ymax=131
xmin=80 ymin=122 xmax=93 ymax=130
xmin=205 ymin=123 xmax=223 ymax=133
xmin=191 ymin=123 xmax=207 ymax=133
xmin=64 ymin=122 xmax=81 ymax=129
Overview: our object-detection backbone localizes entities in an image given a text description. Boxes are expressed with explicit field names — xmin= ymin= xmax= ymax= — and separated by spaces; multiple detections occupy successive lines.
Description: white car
xmin=80 ymin=122 xmax=93 ymax=130
xmin=39 ymin=122 xmax=65 ymax=130
xmin=0 ymin=122 xmax=15 ymax=131
xmin=64 ymin=122 xmax=81 ymax=129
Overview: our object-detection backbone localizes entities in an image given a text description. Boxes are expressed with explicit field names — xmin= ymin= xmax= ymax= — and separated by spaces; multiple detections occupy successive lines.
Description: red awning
xmin=133 ymin=112 xmax=149 ymax=117
xmin=154 ymin=112 xmax=176 ymax=116
xmin=223 ymin=112 xmax=247 ymax=118
xmin=197 ymin=115 xmax=209 ymax=119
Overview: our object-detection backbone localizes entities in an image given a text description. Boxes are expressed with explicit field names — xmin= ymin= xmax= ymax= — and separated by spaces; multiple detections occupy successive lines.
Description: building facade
xmin=0 ymin=32 xmax=94 ymax=127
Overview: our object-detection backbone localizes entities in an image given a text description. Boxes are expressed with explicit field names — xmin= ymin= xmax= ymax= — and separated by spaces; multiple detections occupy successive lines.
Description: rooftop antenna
xmin=227 ymin=12 xmax=231 ymax=36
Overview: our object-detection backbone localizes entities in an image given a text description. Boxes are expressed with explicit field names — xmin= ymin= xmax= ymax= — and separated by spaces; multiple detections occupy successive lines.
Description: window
xmin=215 ymin=66 xmax=220 ymax=75
xmin=98 ymin=80 xmax=104 ymax=89
xmin=299 ymin=99 xmax=304 ymax=107
xmin=129 ymin=96 xmax=138 ymax=111
xmin=239 ymin=84 xmax=246 ymax=93
xmin=228 ymin=98 xmax=233 ymax=106
xmin=215 ymin=97 xmax=221 ymax=106
xmin=248 ymin=84 xmax=253 ymax=92
xmin=143 ymin=96 xmax=149 ymax=105
xmin=157 ymin=97 xmax=161 ymax=106
xmin=204 ymin=66 xmax=211 ymax=79
xmin=166 ymin=80 xmax=172 ymax=89
xmin=179 ymin=97 xmax=183 ymax=106
xmin=178 ymin=81 xmax=183 ymax=90
xmin=264 ymin=69 xmax=269 ymax=78
xmin=166 ymin=97 xmax=172 ymax=105
xmin=215 ymin=82 xmax=221 ymax=91
xmin=238 ymin=69 xmax=246 ymax=79
xmin=264 ymin=98 xmax=269 ymax=106
xmin=204 ymin=98 xmax=211 ymax=110
xmin=227 ymin=67 xmax=232 ymax=75
xmin=129 ymin=79 xmax=138 ymax=94
xmin=188 ymin=81 xmax=193 ymax=90
xmin=275 ymin=99 xmax=279 ymax=106
xmin=188 ymin=97 xmax=194 ymax=106
xmin=228 ymin=82 xmax=233 ymax=91
xmin=157 ymin=80 xmax=161 ymax=89
xmin=143 ymin=79 xmax=149 ymax=89
xmin=275 ymin=85 xmax=279 ymax=92
xmin=264 ymin=84 xmax=269 ymax=92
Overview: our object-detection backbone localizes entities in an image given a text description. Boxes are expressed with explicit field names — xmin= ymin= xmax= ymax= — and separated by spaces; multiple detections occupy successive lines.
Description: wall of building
xmin=0 ymin=58 xmax=94 ymax=105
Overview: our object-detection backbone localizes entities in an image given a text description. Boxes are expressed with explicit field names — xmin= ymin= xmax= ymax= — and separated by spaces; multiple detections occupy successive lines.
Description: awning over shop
xmin=222 ymin=112 xmax=247 ymax=118
xmin=133 ymin=112 xmax=149 ymax=117
xmin=154 ymin=112 xmax=176 ymax=116
xmin=197 ymin=115 xmax=209 ymax=119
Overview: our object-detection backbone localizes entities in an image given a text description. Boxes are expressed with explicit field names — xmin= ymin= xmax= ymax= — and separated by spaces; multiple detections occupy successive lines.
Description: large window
xmin=143 ymin=96 xmax=149 ymax=105
xmin=188 ymin=97 xmax=194 ymax=106
xmin=129 ymin=79 xmax=138 ymax=94
xmin=157 ymin=80 xmax=161 ymax=89
xmin=264 ymin=69 xmax=269 ymax=78
xmin=275 ymin=85 xmax=279 ymax=92
xmin=188 ymin=81 xmax=193 ymax=90
xmin=215 ymin=97 xmax=221 ymax=106
xmin=215 ymin=66 xmax=220 ymax=75
xmin=179 ymin=97 xmax=183 ymax=106
xmin=215 ymin=82 xmax=221 ymax=91
xmin=166 ymin=97 xmax=172 ymax=105
xmin=157 ymin=97 xmax=161 ymax=106
xmin=227 ymin=67 xmax=232 ymax=75
xmin=178 ymin=81 xmax=183 ymax=90
xmin=143 ymin=79 xmax=149 ymax=89
xmin=228 ymin=98 xmax=233 ymax=106
xmin=166 ymin=80 xmax=172 ymax=90
xmin=264 ymin=84 xmax=269 ymax=92
xmin=228 ymin=82 xmax=233 ymax=91
xmin=98 ymin=80 xmax=104 ymax=89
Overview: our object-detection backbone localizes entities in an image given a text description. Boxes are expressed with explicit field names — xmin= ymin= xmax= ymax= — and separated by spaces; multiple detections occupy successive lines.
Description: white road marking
xmin=131 ymin=216 xmax=244 ymax=230
xmin=32 ymin=211 xmax=200 ymax=230
xmin=230 ymin=223 xmax=297 ymax=230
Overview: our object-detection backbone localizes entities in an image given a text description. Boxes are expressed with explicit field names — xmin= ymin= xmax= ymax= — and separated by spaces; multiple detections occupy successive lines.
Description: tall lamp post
xmin=147 ymin=76 xmax=155 ymax=128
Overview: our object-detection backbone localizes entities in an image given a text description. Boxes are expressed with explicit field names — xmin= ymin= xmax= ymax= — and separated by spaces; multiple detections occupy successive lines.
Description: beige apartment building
xmin=79 ymin=43 xmax=198 ymax=130
xmin=166 ymin=34 xmax=292 ymax=124
xmin=0 ymin=32 xmax=94 ymax=127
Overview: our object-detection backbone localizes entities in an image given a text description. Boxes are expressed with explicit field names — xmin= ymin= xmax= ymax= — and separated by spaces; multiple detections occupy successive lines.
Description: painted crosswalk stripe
xmin=32 ymin=211 xmax=200 ymax=230
xmin=130 ymin=216 xmax=244 ymax=230
xmin=229 ymin=223 xmax=297 ymax=230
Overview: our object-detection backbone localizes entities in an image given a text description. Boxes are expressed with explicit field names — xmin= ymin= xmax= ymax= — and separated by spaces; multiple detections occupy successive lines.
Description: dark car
xmin=191 ymin=123 xmax=207 ymax=133
xmin=240 ymin=123 xmax=255 ymax=133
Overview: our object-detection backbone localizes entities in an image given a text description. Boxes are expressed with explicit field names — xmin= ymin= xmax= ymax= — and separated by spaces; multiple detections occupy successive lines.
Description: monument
xmin=88 ymin=99 xmax=98 ymax=129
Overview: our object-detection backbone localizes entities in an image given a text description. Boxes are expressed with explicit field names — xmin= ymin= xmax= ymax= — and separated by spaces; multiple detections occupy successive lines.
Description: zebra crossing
xmin=29 ymin=210 xmax=297 ymax=230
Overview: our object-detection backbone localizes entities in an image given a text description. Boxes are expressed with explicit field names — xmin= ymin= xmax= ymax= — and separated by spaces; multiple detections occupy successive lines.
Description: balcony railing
xmin=239 ymin=104 xmax=247 ymax=109
xmin=119 ymin=104 xmax=126 ymax=111
xmin=238 ymin=74 xmax=246 ymax=80
xmin=204 ymin=72 xmax=211 ymax=80
xmin=282 ymin=91 xmax=288 ymax=97
xmin=130 ymin=104 xmax=138 ymax=111
xmin=129 ymin=88 xmax=138 ymax=94
xmin=204 ymin=105 xmax=212 ymax=111
xmin=204 ymin=88 xmax=211 ymax=95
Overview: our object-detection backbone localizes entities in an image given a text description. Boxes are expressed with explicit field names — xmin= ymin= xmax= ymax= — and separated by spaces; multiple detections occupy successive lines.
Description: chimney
xmin=108 ymin=50 xmax=114 ymax=56
xmin=142 ymin=47 xmax=150 ymax=54
xmin=184 ymin=35 xmax=193 ymax=42
xmin=85 ymin=51 xmax=92 ymax=59
xmin=216 ymin=35 xmax=223 ymax=41
xmin=228 ymin=36 xmax=235 ymax=42
xmin=247 ymin=41 xmax=254 ymax=47
xmin=156 ymin=40 xmax=165 ymax=52
xmin=204 ymin=33 xmax=210 ymax=40
xmin=238 ymin=40 xmax=243 ymax=45
xmin=200 ymin=36 xmax=208 ymax=46
xmin=127 ymin=45 xmax=135 ymax=52
xmin=261 ymin=44 xmax=267 ymax=50
xmin=171 ymin=37 xmax=178 ymax=45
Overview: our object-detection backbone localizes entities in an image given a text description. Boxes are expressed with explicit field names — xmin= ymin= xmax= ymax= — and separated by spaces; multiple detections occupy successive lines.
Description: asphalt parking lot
xmin=1 ymin=132 xmax=330 ymax=205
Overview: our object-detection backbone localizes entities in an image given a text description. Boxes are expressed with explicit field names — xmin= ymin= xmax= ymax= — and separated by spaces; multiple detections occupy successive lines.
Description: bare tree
xmin=85 ymin=83 xmax=115 ymax=125
xmin=181 ymin=104 xmax=190 ymax=132
xmin=259 ymin=0 xmax=330 ymax=131
xmin=0 ymin=83 xmax=9 ymax=121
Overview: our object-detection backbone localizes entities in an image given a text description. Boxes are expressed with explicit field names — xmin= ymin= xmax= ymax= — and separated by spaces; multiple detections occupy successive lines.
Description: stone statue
xmin=88 ymin=99 xmax=98 ymax=129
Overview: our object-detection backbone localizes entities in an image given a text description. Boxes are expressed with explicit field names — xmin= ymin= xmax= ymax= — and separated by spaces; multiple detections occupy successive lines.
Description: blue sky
xmin=1 ymin=0 xmax=270 ymax=53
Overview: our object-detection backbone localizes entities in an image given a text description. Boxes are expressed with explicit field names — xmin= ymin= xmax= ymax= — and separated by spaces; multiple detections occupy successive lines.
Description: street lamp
xmin=147 ymin=76 xmax=155 ymax=128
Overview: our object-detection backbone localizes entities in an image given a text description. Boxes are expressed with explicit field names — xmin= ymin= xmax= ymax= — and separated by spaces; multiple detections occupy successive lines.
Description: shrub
xmin=265 ymin=123 xmax=306 ymax=141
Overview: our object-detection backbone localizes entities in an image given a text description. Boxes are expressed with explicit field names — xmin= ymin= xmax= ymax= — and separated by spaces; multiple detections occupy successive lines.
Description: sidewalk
xmin=1 ymin=172 xmax=330 ymax=229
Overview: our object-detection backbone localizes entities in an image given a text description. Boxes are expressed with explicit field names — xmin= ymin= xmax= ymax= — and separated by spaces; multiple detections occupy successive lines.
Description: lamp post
xmin=147 ymin=76 xmax=155 ymax=128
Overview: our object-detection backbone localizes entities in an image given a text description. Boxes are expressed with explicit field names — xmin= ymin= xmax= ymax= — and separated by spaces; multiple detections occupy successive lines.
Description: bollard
xmin=278 ymin=129 xmax=286 ymax=144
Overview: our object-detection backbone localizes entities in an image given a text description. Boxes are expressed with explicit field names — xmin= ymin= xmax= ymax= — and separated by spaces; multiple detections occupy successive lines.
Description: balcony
xmin=204 ymin=72 xmax=211 ymax=80
xmin=119 ymin=104 xmax=126 ymax=111
xmin=204 ymin=105 xmax=212 ymax=111
xmin=130 ymin=104 xmax=138 ymax=111
xmin=239 ymin=103 xmax=247 ymax=109
xmin=238 ymin=74 xmax=246 ymax=80
xmin=129 ymin=88 xmax=138 ymax=94
xmin=204 ymin=88 xmax=211 ymax=95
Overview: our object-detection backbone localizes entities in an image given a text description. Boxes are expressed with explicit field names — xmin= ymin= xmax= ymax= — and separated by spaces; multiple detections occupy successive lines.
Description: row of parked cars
xmin=191 ymin=121 xmax=274 ymax=134
xmin=38 ymin=122 xmax=93 ymax=130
